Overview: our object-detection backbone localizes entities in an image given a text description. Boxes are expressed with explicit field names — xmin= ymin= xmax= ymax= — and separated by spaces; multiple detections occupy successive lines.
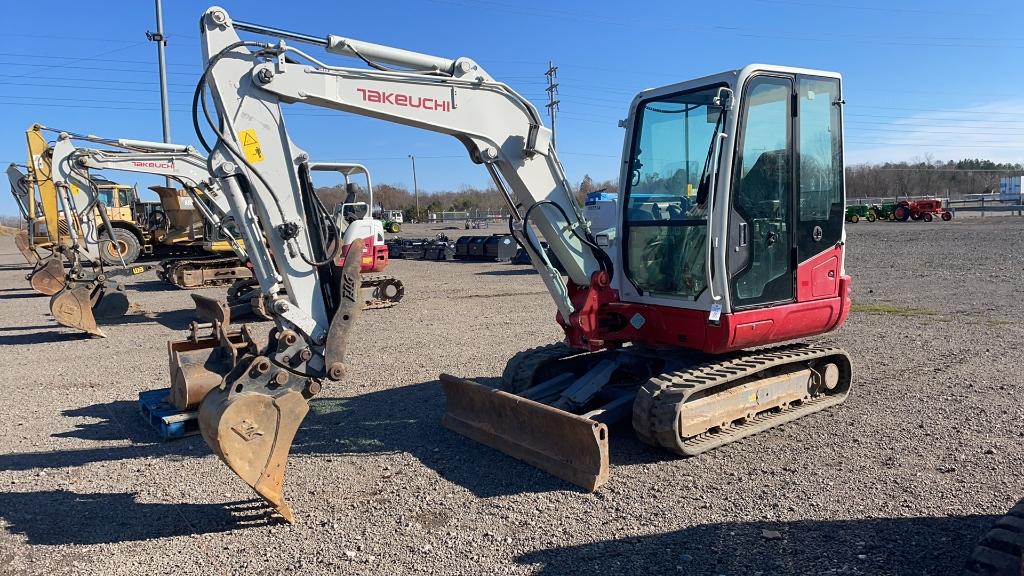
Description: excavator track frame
xmin=159 ymin=256 xmax=252 ymax=289
xmin=633 ymin=342 xmax=852 ymax=455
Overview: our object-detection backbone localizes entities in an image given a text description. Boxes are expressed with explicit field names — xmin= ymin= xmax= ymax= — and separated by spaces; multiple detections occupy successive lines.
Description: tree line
xmin=317 ymin=175 xmax=619 ymax=222
xmin=846 ymin=158 xmax=1023 ymax=200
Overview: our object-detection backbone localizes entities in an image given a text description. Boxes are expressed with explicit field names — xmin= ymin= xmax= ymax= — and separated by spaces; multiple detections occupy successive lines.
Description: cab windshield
xmin=623 ymin=85 xmax=725 ymax=299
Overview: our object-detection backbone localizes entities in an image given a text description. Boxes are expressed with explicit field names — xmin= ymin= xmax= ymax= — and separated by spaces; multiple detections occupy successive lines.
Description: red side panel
xmin=796 ymin=244 xmax=842 ymax=302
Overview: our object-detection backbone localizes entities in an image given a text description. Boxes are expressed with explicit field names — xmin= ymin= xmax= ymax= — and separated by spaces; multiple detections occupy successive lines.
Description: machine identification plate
xmin=709 ymin=303 xmax=722 ymax=323
xmin=238 ymin=129 xmax=265 ymax=164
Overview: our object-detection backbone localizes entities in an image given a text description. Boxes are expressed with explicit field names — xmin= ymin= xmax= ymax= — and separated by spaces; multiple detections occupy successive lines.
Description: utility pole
xmin=147 ymin=0 xmax=172 ymax=186
xmin=409 ymin=154 xmax=419 ymax=223
xmin=545 ymin=61 xmax=559 ymax=149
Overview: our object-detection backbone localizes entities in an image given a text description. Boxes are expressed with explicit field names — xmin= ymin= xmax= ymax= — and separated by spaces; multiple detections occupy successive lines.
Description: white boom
xmin=200 ymin=6 xmax=610 ymax=337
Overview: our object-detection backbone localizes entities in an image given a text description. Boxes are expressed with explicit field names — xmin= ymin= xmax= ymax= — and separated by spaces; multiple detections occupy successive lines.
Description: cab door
xmin=793 ymin=75 xmax=845 ymax=302
xmin=727 ymin=74 xmax=795 ymax=309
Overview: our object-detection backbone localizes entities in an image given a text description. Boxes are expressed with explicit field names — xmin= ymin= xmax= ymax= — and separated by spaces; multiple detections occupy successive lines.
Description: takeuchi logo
xmin=356 ymin=88 xmax=451 ymax=112
xmin=131 ymin=160 xmax=174 ymax=169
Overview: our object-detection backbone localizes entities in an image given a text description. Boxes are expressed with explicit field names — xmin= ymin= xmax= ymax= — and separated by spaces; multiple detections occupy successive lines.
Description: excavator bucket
xmin=14 ymin=231 xmax=36 ymax=265
xmin=198 ymin=239 xmax=366 ymax=523
xmin=200 ymin=384 xmax=309 ymax=523
xmin=168 ymin=311 xmax=257 ymax=410
xmin=29 ymin=255 xmax=65 ymax=296
xmin=440 ymin=374 xmax=609 ymax=491
xmin=49 ymin=280 xmax=129 ymax=337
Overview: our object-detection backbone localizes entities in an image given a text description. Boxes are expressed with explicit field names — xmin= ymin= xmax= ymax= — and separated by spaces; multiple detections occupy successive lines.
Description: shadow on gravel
xmin=516 ymin=515 xmax=995 ymax=576
xmin=127 ymin=279 xmax=180 ymax=293
xmin=291 ymin=377 xmax=670 ymax=498
xmin=0 ymin=292 xmax=38 ymax=300
xmin=0 ymin=324 xmax=60 ymax=332
xmin=0 ymin=379 xmax=670 ymax=501
xmin=0 ymin=490 xmax=271 ymax=544
xmin=99 ymin=308 xmax=197 ymax=331
xmin=54 ymin=401 xmax=158 ymax=444
xmin=0 ymin=330 xmax=91 ymax=346
xmin=476 ymin=268 xmax=537 ymax=276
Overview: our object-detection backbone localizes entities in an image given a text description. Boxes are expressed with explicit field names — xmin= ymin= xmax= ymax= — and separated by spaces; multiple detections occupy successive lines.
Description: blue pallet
xmin=138 ymin=388 xmax=199 ymax=441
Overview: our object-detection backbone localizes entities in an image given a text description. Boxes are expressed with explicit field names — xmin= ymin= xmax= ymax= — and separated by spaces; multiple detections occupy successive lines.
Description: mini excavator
xmin=184 ymin=7 xmax=853 ymax=522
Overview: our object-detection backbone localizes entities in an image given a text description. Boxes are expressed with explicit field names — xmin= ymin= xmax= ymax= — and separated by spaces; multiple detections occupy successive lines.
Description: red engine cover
xmin=337 ymin=235 xmax=388 ymax=273
xmin=561 ymin=245 xmax=851 ymax=354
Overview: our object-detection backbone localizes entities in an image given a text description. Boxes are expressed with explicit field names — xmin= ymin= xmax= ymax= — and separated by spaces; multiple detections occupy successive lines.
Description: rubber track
xmin=360 ymin=274 xmax=405 ymax=310
xmin=500 ymin=342 xmax=575 ymax=393
xmin=964 ymin=500 xmax=1024 ymax=576
xmin=632 ymin=342 xmax=851 ymax=454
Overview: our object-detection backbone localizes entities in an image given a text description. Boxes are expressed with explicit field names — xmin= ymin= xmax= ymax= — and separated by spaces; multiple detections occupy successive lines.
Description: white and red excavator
xmin=181 ymin=6 xmax=852 ymax=523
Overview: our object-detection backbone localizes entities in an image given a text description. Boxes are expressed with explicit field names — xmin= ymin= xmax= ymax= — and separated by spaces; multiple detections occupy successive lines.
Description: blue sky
xmin=2 ymin=0 xmax=1021 ymax=214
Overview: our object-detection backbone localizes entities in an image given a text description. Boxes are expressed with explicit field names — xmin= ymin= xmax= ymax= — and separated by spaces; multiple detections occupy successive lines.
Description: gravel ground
xmin=0 ymin=217 xmax=1022 ymax=576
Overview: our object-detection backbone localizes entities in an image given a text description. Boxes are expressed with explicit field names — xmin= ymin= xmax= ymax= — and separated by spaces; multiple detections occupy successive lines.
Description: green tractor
xmin=871 ymin=202 xmax=898 ymax=221
xmin=845 ymin=203 xmax=877 ymax=223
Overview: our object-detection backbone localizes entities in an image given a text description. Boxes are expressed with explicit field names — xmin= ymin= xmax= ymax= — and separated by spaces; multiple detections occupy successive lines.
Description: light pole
xmin=409 ymin=154 xmax=419 ymax=222
xmin=148 ymin=0 xmax=172 ymax=186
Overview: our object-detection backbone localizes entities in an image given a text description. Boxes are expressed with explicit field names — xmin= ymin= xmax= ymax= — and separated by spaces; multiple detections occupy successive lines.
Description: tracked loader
xmin=174 ymin=7 xmax=853 ymax=523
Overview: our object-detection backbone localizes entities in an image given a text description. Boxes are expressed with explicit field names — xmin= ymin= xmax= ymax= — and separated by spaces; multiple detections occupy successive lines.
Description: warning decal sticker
xmin=238 ymin=128 xmax=265 ymax=164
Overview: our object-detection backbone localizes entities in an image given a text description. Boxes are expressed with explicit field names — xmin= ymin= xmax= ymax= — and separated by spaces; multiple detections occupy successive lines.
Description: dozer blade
xmin=440 ymin=373 xmax=609 ymax=491
xmin=29 ymin=256 xmax=65 ymax=296
xmin=200 ymin=382 xmax=308 ymax=524
xmin=14 ymin=231 xmax=37 ymax=265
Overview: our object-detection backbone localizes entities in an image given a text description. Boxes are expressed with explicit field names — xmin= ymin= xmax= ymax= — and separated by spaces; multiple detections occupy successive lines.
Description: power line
xmin=9 ymin=41 xmax=151 ymax=80
xmin=0 ymin=52 xmax=194 ymax=68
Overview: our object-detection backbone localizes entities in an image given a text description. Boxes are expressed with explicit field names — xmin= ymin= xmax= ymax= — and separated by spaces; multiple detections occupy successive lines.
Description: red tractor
xmin=893 ymin=198 xmax=953 ymax=222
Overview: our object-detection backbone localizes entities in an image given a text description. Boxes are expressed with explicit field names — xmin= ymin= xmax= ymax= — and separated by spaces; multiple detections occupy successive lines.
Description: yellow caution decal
xmin=238 ymin=129 xmax=265 ymax=164
xmin=131 ymin=266 xmax=146 ymax=275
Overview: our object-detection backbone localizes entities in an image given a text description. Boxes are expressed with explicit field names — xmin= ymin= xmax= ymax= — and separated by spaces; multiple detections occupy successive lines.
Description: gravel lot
xmin=0 ymin=217 xmax=1022 ymax=576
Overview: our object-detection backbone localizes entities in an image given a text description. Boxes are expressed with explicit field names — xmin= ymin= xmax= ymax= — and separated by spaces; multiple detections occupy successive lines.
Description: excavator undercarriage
xmin=443 ymin=342 xmax=852 ymax=490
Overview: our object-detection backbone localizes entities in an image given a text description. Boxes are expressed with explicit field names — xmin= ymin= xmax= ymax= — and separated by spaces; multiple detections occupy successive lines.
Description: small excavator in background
xmin=173 ymin=7 xmax=852 ymax=523
xmin=21 ymin=126 xmax=70 ymax=296
xmin=60 ymin=137 xmax=253 ymax=291
xmin=44 ymin=132 xmax=161 ymax=336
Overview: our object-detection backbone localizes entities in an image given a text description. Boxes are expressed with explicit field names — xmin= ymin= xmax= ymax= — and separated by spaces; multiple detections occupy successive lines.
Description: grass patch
xmin=850 ymin=302 xmax=937 ymax=317
xmin=986 ymin=319 xmax=1013 ymax=326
